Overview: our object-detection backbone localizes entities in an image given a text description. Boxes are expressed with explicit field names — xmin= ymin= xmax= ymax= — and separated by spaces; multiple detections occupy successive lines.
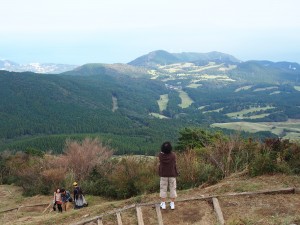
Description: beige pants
xmin=160 ymin=177 xmax=177 ymax=199
xmin=62 ymin=202 xmax=72 ymax=211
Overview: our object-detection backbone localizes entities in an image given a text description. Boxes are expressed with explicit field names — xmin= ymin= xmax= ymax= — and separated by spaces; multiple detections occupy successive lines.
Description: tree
xmin=176 ymin=127 xmax=221 ymax=151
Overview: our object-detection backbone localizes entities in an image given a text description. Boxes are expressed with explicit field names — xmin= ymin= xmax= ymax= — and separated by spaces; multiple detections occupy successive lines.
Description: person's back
xmin=74 ymin=186 xmax=82 ymax=199
xmin=73 ymin=182 xmax=85 ymax=209
xmin=159 ymin=151 xmax=178 ymax=177
xmin=158 ymin=141 xmax=178 ymax=210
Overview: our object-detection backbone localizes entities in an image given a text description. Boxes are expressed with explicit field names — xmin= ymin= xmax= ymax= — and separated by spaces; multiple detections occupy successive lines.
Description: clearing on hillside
xmin=177 ymin=90 xmax=194 ymax=108
xmin=211 ymin=120 xmax=300 ymax=140
xmin=157 ymin=94 xmax=169 ymax=112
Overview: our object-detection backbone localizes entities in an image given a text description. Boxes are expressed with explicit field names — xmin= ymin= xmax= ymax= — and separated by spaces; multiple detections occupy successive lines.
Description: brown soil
xmin=1 ymin=174 xmax=300 ymax=225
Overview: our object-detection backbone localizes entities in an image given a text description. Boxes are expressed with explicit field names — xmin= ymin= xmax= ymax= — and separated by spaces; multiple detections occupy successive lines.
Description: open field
xmin=149 ymin=112 xmax=169 ymax=119
xmin=186 ymin=83 xmax=202 ymax=88
xmin=198 ymin=74 xmax=235 ymax=82
xmin=234 ymin=85 xmax=253 ymax=92
xmin=226 ymin=106 xmax=275 ymax=119
xmin=177 ymin=90 xmax=194 ymax=108
xmin=211 ymin=120 xmax=300 ymax=140
xmin=157 ymin=94 xmax=169 ymax=112
xmin=203 ymin=107 xmax=224 ymax=114
xmin=253 ymin=86 xmax=278 ymax=92
xmin=218 ymin=64 xmax=237 ymax=71
xmin=270 ymin=91 xmax=281 ymax=95
xmin=111 ymin=96 xmax=118 ymax=112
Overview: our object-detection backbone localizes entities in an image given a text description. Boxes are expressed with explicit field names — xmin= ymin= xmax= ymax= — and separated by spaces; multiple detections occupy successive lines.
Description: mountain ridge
xmin=128 ymin=50 xmax=241 ymax=67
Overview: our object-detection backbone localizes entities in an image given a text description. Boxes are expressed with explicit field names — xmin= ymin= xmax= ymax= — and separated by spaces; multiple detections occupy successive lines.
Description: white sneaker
xmin=160 ymin=202 xmax=166 ymax=209
xmin=170 ymin=202 xmax=175 ymax=210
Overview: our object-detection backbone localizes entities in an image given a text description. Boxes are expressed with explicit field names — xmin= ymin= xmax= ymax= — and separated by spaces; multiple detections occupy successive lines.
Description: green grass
xmin=177 ymin=90 xmax=194 ymax=108
xmin=211 ymin=120 xmax=300 ymax=140
xmin=157 ymin=94 xmax=169 ymax=111
xmin=226 ymin=106 xmax=275 ymax=119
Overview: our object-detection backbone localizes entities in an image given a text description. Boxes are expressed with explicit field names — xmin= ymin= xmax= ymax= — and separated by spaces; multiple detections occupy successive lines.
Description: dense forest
xmin=1 ymin=51 xmax=300 ymax=154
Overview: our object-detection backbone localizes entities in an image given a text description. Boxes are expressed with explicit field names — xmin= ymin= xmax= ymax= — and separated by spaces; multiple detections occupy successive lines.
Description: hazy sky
xmin=1 ymin=0 xmax=300 ymax=64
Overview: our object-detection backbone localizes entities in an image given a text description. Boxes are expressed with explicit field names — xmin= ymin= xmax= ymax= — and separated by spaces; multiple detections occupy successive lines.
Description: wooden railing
xmin=71 ymin=187 xmax=298 ymax=225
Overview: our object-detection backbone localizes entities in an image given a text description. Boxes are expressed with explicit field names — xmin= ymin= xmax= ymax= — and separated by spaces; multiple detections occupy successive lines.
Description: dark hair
xmin=161 ymin=141 xmax=172 ymax=154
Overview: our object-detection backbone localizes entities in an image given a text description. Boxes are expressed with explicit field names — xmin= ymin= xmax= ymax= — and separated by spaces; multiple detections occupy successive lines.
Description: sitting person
xmin=73 ymin=182 xmax=87 ymax=209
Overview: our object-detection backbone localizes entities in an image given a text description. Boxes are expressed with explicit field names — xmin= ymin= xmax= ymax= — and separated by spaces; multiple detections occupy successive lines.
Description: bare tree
xmin=63 ymin=138 xmax=113 ymax=182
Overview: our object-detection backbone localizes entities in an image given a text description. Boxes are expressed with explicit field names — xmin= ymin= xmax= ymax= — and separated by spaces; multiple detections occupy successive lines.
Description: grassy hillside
xmin=1 ymin=174 xmax=299 ymax=225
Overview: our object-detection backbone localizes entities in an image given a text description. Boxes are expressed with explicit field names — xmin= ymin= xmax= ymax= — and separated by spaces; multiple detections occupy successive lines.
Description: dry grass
xmin=177 ymin=90 xmax=194 ymax=108
xmin=157 ymin=94 xmax=169 ymax=112
xmin=1 ymin=174 xmax=300 ymax=225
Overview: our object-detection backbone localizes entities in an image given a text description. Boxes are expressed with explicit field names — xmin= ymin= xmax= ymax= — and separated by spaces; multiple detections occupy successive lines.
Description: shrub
xmin=63 ymin=138 xmax=113 ymax=182
xmin=108 ymin=156 xmax=158 ymax=199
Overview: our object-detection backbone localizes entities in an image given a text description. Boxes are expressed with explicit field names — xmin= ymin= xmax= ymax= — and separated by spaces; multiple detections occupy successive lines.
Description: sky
xmin=1 ymin=0 xmax=300 ymax=65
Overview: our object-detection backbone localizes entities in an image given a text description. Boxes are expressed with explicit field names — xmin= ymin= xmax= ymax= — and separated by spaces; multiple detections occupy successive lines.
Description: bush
xmin=177 ymin=150 xmax=219 ymax=188
xmin=63 ymin=138 xmax=113 ymax=182
xmin=107 ymin=156 xmax=158 ymax=199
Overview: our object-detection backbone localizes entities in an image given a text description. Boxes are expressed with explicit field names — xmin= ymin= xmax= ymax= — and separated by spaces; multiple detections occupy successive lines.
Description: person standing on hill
xmin=158 ymin=141 xmax=179 ymax=210
xmin=53 ymin=188 xmax=63 ymax=213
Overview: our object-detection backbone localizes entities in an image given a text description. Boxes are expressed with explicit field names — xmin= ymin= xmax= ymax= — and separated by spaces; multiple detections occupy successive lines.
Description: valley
xmin=1 ymin=50 xmax=300 ymax=154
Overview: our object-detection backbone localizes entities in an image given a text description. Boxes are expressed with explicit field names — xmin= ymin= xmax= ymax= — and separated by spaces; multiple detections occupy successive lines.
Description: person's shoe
xmin=170 ymin=202 xmax=175 ymax=210
xmin=160 ymin=202 xmax=166 ymax=209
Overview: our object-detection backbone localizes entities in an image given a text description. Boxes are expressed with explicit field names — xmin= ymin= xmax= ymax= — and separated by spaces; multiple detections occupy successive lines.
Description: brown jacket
xmin=158 ymin=152 xmax=179 ymax=177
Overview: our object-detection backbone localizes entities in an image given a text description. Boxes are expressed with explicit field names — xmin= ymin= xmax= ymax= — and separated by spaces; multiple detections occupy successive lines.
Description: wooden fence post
xmin=116 ymin=212 xmax=123 ymax=225
xmin=212 ymin=197 xmax=225 ymax=225
xmin=155 ymin=204 xmax=164 ymax=225
xmin=136 ymin=206 xmax=144 ymax=225
xmin=97 ymin=218 xmax=103 ymax=225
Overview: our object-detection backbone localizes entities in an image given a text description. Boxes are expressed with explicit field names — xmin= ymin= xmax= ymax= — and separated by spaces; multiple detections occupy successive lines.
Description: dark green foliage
xmin=249 ymin=138 xmax=298 ymax=176
xmin=24 ymin=147 xmax=44 ymax=157
xmin=128 ymin=50 xmax=180 ymax=67
xmin=176 ymin=127 xmax=221 ymax=151
xmin=1 ymin=55 xmax=300 ymax=156
xmin=129 ymin=50 xmax=240 ymax=67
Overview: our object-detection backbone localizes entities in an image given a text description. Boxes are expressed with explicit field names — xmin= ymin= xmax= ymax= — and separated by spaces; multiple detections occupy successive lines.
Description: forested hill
xmin=61 ymin=63 xmax=149 ymax=78
xmin=0 ymin=70 xmax=188 ymax=154
xmin=128 ymin=50 xmax=241 ymax=67
xmin=1 ymin=50 xmax=300 ymax=154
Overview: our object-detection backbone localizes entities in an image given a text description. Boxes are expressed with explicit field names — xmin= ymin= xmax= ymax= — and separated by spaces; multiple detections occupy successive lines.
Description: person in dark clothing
xmin=158 ymin=141 xmax=179 ymax=210
xmin=73 ymin=182 xmax=86 ymax=209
